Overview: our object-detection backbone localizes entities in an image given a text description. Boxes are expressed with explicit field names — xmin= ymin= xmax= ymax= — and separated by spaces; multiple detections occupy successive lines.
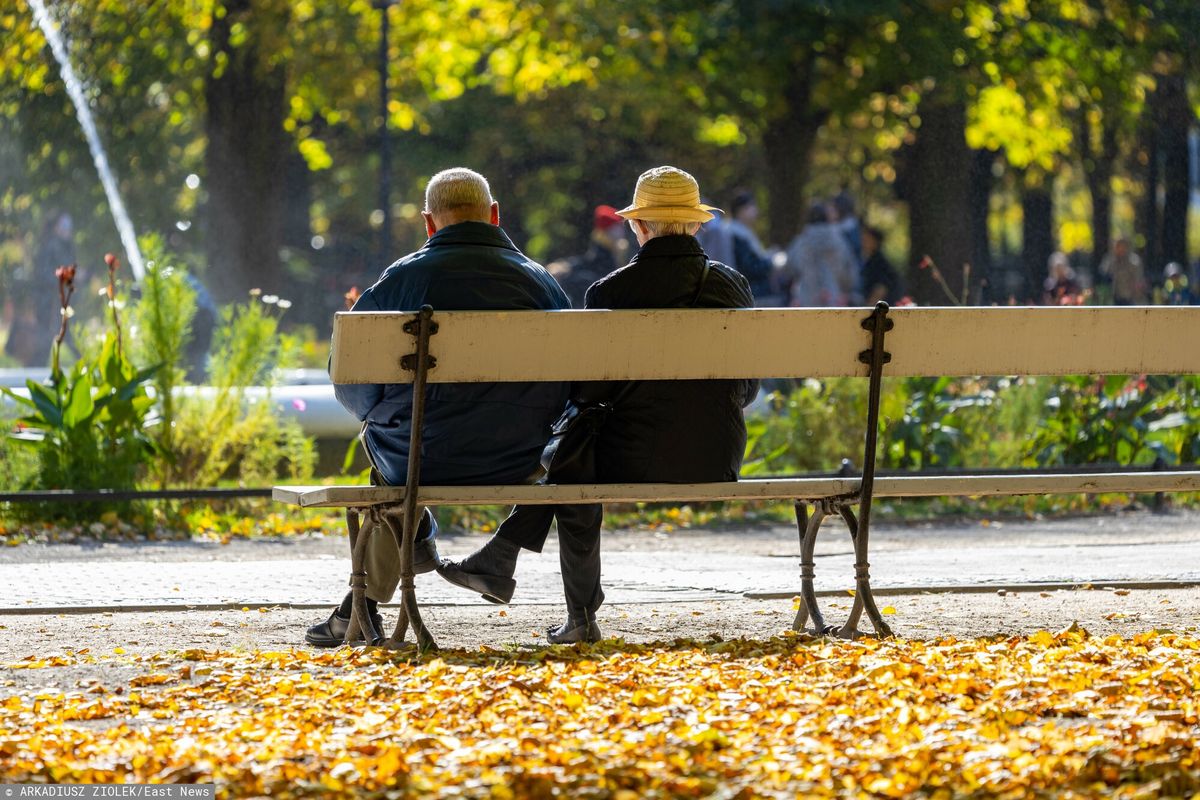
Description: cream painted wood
xmin=329 ymin=308 xmax=868 ymax=383
xmin=273 ymin=470 xmax=1200 ymax=508
xmin=886 ymin=305 xmax=1200 ymax=377
xmin=328 ymin=306 xmax=1200 ymax=384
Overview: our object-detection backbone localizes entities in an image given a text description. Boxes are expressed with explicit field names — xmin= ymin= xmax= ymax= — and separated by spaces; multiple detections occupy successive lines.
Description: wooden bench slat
xmin=274 ymin=471 xmax=1200 ymax=508
xmin=330 ymin=306 xmax=1200 ymax=384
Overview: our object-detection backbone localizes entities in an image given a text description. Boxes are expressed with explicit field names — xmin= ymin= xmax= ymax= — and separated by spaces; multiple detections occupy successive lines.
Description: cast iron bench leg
xmin=792 ymin=497 xmax=893 ymax=639
xmin=346 ymin=507 xmax=384 ymax=646
xmin=382 ymin=505 xmax=437 ymax=651
xmin=793 ymin=500 xmax=827 ymax=633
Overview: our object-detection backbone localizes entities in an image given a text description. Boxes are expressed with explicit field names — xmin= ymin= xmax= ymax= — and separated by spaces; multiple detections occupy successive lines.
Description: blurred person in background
xmin=547 ymin=205 xmax=629 ymax=307
xmin=724 ymin=190 xmax=780 ymax=305
xmin=833 ymin=189 xmax=863 ymax=266
xmin=780 ymin=202 xmax=859 ymax=307
xmin=5 ymin=210 xmax=75 ymax=366
xmin=1160 ymin=262 xmax=1192 ymax=305
xmin=1043 ymin=251 xmax=1080 ymax=305
xmin=860 ymin=225 xmax=903 ymax=305
xmin=1098 ymin=236 xmax=1147 ymax=305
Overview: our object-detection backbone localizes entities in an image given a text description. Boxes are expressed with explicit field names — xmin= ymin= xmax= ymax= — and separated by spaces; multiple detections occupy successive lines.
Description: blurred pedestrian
xmin=1097 ymin=236 xmax=1147 ymax=305
xmin=547 ymin=205 xmax=629 ymax=306
xmin=1042 ymin=251 xmax=1080 ymax=305
xmin=860 ymin=225 xmax=903 ymax=305
xmin=5 ymin=210 xmax=75 ymax=366
xmin=781 ymin=202 xmax=859 ymax=307
xmin=1160 ymin=262 xmax=1193 ymax=305
xmin=694 ymin=202 xmax=735 ymax=267
xmin=724 ymin=190 xmax=779 ymax=304
xmin=832 ymin=189 xmax=863 ymax=266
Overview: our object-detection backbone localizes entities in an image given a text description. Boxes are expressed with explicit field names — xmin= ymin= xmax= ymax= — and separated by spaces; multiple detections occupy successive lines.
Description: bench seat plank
xmin=274 ymin=471 xmax=1200 ymax=508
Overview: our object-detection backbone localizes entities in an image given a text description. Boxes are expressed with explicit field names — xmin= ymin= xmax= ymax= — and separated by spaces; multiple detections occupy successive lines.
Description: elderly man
xmin=306 ymin=168 xmax=570 ymax=646
xmin=439 ymin=166 xmax=757 ymax=643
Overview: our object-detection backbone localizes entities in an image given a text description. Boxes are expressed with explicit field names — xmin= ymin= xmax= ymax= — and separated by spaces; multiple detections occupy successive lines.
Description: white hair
xmin=424 ymin=168 xmax=494 ymax=223
xmin=638 ymin=219 xmax=701 ymax=237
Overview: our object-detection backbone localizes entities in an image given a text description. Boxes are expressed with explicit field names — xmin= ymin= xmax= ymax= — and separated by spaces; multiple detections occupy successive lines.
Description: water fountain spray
xmin=28 ymin=0 xmax=145 ymax=282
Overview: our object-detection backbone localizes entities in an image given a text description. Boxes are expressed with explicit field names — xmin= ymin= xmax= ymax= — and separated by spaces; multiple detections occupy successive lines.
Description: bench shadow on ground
xmin=357 ymin=632 xmax=865 ymax=667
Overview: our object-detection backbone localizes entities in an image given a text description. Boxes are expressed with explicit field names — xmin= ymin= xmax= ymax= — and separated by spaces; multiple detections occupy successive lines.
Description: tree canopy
xmin=1 ymin=0 xmax=1196 ymax=319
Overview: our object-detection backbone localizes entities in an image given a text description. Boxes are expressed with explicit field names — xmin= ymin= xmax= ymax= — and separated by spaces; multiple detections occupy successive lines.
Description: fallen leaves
xmin=1 ymin=632 xmax=1199 ymax=797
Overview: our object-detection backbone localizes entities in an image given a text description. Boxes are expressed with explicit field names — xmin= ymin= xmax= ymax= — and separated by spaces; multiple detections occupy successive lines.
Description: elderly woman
xmin=438 ymin=166 xmax=757 ymax=642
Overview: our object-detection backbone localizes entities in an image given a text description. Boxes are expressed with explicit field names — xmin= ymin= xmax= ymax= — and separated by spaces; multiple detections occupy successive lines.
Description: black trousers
xmin=492 ymin=450 xmax=605 ymax=619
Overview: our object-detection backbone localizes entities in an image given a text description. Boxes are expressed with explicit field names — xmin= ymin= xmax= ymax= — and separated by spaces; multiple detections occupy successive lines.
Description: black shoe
xmin=547 ymin=616 xmax=602 ymax=644
xmin=304 ymin=608 xmax=385 ymax=647
xmin=437 ymin=560 xmax=517 ymax=604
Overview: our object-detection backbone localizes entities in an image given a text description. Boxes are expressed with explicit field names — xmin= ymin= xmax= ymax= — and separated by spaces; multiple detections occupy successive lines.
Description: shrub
xmin=167 ymin=291 xmax=314 ymax=488
xmin=0 ymin=257 xmax=159 ymax=518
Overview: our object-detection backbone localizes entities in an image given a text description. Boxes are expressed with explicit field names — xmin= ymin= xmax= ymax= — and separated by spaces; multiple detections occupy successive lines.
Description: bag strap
xmin=689 ymin=260 xmax=712 ymax=307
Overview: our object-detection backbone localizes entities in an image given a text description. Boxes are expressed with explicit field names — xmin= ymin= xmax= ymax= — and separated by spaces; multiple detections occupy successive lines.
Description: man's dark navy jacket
xmin=334 ymin=221 xmax=571 ymax=486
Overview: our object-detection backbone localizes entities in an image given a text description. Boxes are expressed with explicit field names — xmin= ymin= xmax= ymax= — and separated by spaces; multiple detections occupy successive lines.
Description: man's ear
xmin=490 ymin=201 xmax=500 ymax=227
xmin=422 ymin=211 xmax=437 ymax=238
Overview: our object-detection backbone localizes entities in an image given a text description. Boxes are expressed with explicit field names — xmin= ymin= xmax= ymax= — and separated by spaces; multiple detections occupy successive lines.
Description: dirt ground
xmin=3 ymin=586 xmax=1198 ymax=696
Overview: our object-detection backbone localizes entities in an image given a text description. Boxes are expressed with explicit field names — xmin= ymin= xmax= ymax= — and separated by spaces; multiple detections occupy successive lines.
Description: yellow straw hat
xmin=615 ymin=166 xmax=722 ymax=223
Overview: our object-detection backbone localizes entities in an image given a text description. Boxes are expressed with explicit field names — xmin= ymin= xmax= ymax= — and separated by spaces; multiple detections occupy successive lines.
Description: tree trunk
xmin=761 ymin=50 xmax=825 ymax=246
xmin=905 ymin=98 xmax=975 ymax=304
xmin=204 ymin=0 xmax=290 ymax=305
xmin=1134 ymin=95 xmax=1160 ymax=273
xmin=1020 ymin=176 xmax=1054 ymax=303
xmin=968 ymin=148 xmax=994 ymax=301
xmin=1158 ymin=72 xmax=1191 ymax=270
xmin=1080 ymin=114 xmax=1117 ymax=273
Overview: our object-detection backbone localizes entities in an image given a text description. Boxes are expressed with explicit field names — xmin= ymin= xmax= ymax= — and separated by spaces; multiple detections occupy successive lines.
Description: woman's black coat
xmin=579 ymin=234 xmax=758 ymax=483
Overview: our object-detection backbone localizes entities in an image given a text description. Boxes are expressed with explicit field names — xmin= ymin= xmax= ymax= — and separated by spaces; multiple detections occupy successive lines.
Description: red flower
xmin=918 ymin=255 xmax=933 ymax=270
xmin=104 ymin=253 xmax=118 ymax=269
xmin=54 ymin=264 xmax=76 ymax=286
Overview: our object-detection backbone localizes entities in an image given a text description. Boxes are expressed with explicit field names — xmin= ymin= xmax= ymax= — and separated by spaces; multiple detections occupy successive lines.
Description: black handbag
xmin=541 ymin=260 xmax=711 ymax=480
xmin=540 ymin=401 xmax=613 ymax=479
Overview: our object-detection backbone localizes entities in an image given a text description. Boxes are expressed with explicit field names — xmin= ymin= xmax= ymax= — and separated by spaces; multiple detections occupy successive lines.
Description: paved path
xmin=3 ymin=510 xmax=1198 ymax=610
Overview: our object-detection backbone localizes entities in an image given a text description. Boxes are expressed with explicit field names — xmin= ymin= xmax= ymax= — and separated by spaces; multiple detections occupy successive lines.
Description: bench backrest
xmin=329 ymin=306 xmax=1200 ymax=384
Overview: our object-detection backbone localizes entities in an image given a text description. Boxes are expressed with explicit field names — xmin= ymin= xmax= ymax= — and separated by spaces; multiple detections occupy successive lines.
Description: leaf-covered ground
xmin=2 ymin=631 xmax=1199 ymax=798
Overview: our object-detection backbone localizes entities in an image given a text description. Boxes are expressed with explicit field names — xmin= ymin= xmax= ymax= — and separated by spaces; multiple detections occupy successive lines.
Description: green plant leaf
xmin=116 ymin=364 xmax=163 ymax=402
xmin=0 ymin=386 xmax=36 ymax=409
xmin=25 ymin=381 xmax=63 ymax=428
xmin=62 ymin=372 xmax=96 ymax=428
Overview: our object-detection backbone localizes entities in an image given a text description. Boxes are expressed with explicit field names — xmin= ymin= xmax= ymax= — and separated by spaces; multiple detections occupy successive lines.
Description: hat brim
xmin=615 ymin=203 xmax=721 ymax=223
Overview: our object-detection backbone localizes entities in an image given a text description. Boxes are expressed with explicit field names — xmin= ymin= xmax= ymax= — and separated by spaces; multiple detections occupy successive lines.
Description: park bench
xmin=274 ymin=303 xmax=1200 ymax=650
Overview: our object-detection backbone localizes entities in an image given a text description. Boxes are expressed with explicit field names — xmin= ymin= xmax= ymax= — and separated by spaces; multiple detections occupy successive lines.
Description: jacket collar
xmin=628 ymin=234 xmax=706 ymax=264
xmin=425 ymin=221 xmax=519 ymax=252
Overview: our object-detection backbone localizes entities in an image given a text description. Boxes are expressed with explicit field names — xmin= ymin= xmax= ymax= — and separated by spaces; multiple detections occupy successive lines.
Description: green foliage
xmin=745 ymin=375 xmax=1198 ymax=477
xmin=742 ymin=380 xmax=867 ymax=476
xmin=1031 ymin=375 xmax=1200 ymax=467
xmin=0 ymin=323 xmax=159 ymax=518
xmin=129 ymin=235 xmax=197 ymax=484
xmin=168 ymin=292 xmax=314 ymax=489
